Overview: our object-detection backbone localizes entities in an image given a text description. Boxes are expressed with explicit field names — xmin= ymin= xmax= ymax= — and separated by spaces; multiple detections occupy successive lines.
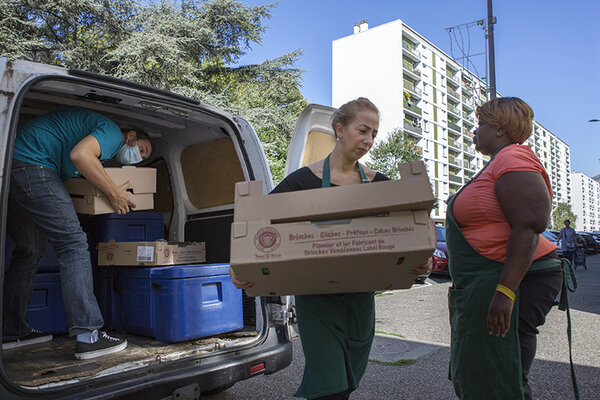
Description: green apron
xmin=445 ymin=157 xmax=561 ymax=400
xmin=294 ymin=156 xmax=373 ymax=399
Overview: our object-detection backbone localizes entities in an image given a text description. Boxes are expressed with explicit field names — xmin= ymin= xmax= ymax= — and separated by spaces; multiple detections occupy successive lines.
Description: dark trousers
xmin=518 ymin=265 xmax=563 ymax=400
xmin=562 ymin=250 xmax=575 ymax=267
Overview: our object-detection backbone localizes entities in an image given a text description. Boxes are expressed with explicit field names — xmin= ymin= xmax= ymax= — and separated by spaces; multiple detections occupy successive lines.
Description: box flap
xmin=64 ymin=167 xmax=157 ymax=197
xmin=234 ymin=160 xmax=434 ymax=223
xmin=232 ymin=222 xmax=248 ymax=238
xmin=234 ymin=180 xmax=263 ymax=201
xmin=412 ymin=210 xmax=430 ymax=225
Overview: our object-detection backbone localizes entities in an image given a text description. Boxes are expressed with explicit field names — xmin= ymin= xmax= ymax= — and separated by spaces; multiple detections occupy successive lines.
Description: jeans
xmin=3 ymin=160 xmax=104 ymax=339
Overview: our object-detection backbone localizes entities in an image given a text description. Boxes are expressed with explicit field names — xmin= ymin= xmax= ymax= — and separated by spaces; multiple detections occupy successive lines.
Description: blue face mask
xmin=115 ymin=142 xmax=143 ymax=165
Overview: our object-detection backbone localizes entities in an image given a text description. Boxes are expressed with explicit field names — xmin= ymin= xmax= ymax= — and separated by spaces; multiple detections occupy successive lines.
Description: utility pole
xmin=487 ymin=0 xmax=497 ymax=98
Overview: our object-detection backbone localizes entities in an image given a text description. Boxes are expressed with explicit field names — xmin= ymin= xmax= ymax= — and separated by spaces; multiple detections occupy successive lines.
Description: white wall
xmin=332 ymin=20 xmax=404 ymax=142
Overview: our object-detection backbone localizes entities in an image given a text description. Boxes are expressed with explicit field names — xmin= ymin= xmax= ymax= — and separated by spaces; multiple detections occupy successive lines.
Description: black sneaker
xmin=2 ymin=329 xmax=53 ymax=350
xmin=74 ymin=331 xmax=127 ymax=360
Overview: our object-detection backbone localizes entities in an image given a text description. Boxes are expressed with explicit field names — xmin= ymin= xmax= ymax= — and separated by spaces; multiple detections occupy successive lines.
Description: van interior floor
xmin=2 ymin=329 xmax=259 ymax=387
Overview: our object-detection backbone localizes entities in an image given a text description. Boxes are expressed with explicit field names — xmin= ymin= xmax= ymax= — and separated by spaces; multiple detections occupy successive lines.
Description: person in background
xmin=231 ymin=97 xmax=432 ymax=400
xmin=446 ymin=97 xmax=564 ymax=400
xmin=556 ymin=220 xmax=576 ymax=267
xmin=3 ymin=108 xmax=152 ymax=359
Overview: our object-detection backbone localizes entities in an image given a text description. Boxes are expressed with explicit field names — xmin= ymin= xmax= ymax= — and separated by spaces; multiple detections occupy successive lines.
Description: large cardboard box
xmin=233 ymin=161 xmax=435 ymax=223
xmin=230 ymin=160 xmax=436 ymax=296
xmin=64 ymin=166 xmax=156 ymax=215
xmin=98 ymin=240 xmax=206 ymax=266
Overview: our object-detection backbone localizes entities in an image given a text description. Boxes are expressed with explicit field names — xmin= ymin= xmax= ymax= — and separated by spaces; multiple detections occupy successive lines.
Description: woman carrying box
xmin=231 ymin=97 xmax=432 ymax=400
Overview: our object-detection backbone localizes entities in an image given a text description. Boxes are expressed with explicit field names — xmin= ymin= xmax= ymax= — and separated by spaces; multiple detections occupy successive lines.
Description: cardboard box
xmin=230 ymin=211 xmax=436 ymax=296
xmin=98 ymin=240 xmax=206 ymax=266
xmin=64 ymin=166 xmax=156 ymax=215
xmin=233 ymin=161 xmax=435 ymax=223
xmin=229 ymin=160 xmax=436 ymax=296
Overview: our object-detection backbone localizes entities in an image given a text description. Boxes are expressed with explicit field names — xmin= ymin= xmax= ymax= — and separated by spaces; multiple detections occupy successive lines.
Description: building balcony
xmin=447 ymin=106 xmax=461 ymax=118
xmin=404 ymin=120 xmax=423 ymax=135
xmin=448 ymin=88 xmax=460 ymax=101
xmin=447 ymin=73 xmax=460 ymax=85
xmin=404 ymin=82 xmax=422 ymax=98
xmin=449 ymin=174 xmax=462 ymax=184
xmin=402 ymin=41 xmax=421 ymax=61
xmin=463 ymin=160 xmax=476 ymax=171
xmin=448 ymin=138 xmax=461 ymax=150
xmin=448 ymin=156 xmax=461 ymax=167
xmin=403 ymin=67 xmax=422 ymax=81
xmin=403 ymin=99 xmax=422 ymax=116
xmin=463 ymin=100 xmax=474 ymax=111
xmin=448 ymin=121 xmax=462 ymax=133
xmin=463 ymin=144 xmax=475 ymax=156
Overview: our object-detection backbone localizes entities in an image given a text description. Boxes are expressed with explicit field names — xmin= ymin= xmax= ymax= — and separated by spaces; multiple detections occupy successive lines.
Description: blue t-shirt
xmin=13 ymin=108 xmax=123 ymax=180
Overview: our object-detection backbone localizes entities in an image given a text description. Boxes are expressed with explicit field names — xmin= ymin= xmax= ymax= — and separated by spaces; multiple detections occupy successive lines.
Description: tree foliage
xmin=0 ymin=0 xmax=306 ymax=183
xmin=552 ymin=202 xmax=577 ymax=230
xmin=366 ymin=128 xmax=423 ymax=179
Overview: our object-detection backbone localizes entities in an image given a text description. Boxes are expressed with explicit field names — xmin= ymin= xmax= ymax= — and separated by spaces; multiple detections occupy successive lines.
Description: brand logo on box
xmin=164 ymin=247 xmax=171 ymax=259
xmin=106 ymin=252 xmax=113 ymax=262
xmin=254 ymin=227 xmax=281 ymax=253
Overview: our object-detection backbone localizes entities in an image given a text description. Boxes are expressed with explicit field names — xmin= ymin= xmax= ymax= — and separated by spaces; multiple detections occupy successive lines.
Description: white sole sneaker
xmin=2 ymin=332 xmax=53 ymax=350
xmin=75 ymin=339 xmax=127 ymax=360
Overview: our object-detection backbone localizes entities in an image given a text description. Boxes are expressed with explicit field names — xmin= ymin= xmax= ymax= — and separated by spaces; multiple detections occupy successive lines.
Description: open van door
xmin=285 ymin=104 xmax=337 ymax=176
xmin=280 ymin=104 xmax=337 ymax=339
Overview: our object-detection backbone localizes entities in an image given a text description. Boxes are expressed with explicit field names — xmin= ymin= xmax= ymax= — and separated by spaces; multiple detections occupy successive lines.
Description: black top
xmin=271 ymin=166 xmax=390 ymax=194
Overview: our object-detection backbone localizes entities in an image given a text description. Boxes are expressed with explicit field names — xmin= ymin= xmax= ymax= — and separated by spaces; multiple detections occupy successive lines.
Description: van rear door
xmin=284 ymin=104 xmax=336 ymax=176
xmin=233 ymin=116 xmax=273 ymax=193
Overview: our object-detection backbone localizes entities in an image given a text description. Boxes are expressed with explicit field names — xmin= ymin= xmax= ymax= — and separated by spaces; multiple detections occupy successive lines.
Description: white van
xmin=0 ymin=58 xmax=297 ymax=399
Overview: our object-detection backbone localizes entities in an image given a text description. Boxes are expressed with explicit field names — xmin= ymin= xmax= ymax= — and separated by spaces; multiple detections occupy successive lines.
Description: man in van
xmin=2 ymin=108 xmax=152 ymax=360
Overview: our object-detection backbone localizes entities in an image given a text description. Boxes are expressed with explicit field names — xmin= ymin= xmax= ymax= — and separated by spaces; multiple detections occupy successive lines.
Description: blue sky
xmin=238 ymin=0 xmax=600 ymax=178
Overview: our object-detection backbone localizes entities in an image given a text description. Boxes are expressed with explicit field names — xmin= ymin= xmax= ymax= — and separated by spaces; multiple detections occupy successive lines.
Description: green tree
xmin=0 ymin=0 xmax=306 ymax=183
xmin=366 ymin=128 xmax=423 ymax=179
xmin=552 ymin=202 xmax=577 ymax=230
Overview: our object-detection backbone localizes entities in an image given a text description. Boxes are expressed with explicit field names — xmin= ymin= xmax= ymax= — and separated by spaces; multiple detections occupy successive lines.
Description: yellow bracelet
xmin=496 ymin=284 xmax=516 ymax=302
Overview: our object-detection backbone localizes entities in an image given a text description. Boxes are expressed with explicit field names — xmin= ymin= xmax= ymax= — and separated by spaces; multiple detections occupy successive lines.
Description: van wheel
xmin=202 ymin=383 xmax=235 ymax=396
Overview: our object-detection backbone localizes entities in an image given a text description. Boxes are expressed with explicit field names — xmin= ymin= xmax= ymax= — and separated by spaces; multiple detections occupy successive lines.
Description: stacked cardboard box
xmin=230 ymin=161 xmax=436 ymax=296
xmin=97 ymin=240 xmax=206 ymax=266
xmin=64 ymin=166 xmax=156 ymax=214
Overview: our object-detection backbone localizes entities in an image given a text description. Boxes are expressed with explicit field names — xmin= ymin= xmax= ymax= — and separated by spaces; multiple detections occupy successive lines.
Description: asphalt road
xmin=210 ymin=255 xmax=600 ymax=399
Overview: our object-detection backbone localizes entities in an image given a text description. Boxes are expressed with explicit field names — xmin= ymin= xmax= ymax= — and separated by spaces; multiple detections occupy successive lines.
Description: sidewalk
xmin=214 ymin=255 xmax=600 ymax=399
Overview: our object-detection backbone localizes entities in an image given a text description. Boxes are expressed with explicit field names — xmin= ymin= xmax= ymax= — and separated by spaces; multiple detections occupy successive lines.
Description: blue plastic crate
xmin=107 ymin=264 xmax=243 ymax=342
xmin=27 ymin=272 xmax=69 ymax=334
xmin=80 ymin=211 xmax=163 ymax=243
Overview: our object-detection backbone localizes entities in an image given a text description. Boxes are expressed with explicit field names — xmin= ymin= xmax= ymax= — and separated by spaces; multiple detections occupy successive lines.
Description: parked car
xmin=0 ymin=59 xmax=295 ymax=399
xmin=431 ymin=225 xmax=449 ymax=276
xmin=542 ymin=230 xmax=562 ymax=257
xmin=584 ymin=232 xmax=600 ymax=247
xmin=578 ymin=233 xmax=598 ymax=255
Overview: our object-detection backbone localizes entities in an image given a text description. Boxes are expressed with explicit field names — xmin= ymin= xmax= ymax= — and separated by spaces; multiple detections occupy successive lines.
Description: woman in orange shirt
xmin=446 ymin=97 xmax=564 ymax=400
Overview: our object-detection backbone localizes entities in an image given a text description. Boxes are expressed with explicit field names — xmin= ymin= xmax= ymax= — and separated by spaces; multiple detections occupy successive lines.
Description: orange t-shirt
xmin=452 ymin=144 xmax=557 ymax=263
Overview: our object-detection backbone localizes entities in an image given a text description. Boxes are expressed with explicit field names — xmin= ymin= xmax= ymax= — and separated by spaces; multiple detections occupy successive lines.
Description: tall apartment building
xmin=523 ymin=122 xmax=571 ymax=208
xmin=332 ymin=19 xmax=571 ymax=222
xmin=571 ymin=173 xmax=600 ymax=231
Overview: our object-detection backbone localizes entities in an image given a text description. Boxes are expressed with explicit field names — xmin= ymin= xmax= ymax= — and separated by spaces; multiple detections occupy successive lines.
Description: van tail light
xmin=250 ymin=363 xmax=265 ymax=374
